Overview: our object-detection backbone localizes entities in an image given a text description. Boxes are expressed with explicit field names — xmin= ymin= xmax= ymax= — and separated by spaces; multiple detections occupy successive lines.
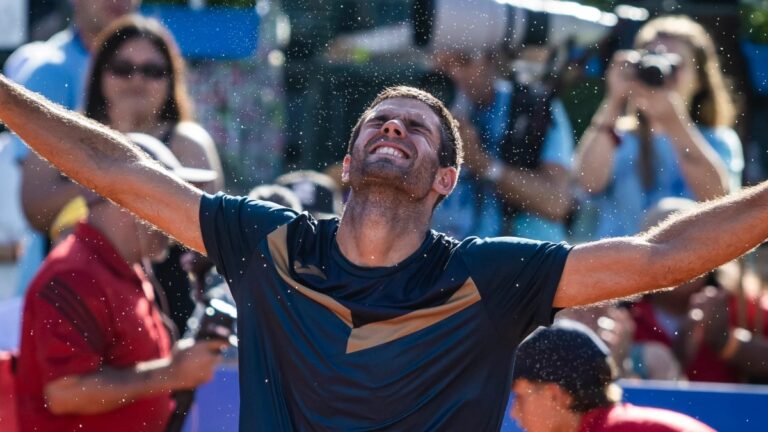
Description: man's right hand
xmin=168 ymin=339 xmax=227 ymax=390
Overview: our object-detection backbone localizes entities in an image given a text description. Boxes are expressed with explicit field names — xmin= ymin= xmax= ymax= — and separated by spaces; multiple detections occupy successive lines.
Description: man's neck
xmin=336 ymin=189 xmax=433 ymax=268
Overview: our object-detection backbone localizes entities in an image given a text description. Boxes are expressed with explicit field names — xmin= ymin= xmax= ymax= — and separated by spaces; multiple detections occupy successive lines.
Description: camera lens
xmin=634 ymin=51 xmax=680 ymax=87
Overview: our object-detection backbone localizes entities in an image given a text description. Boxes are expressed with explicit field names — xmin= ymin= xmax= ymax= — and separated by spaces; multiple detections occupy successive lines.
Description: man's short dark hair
xmin=512 ymin=320 xmax=622 ymax=413
xmin=347 ymin=86 xmax=464 ymax=170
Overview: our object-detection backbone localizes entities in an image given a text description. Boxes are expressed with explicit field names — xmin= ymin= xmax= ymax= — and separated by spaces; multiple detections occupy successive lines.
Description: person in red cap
xmin=15 ymin=133 xmax=225 ymax=432
xmin=510 ymin=320 xmax=715 ymax=432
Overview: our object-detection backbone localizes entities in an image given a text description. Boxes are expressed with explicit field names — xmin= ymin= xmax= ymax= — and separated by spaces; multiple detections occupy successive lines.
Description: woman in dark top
xmin=85 ymin=15 xmax=224 ymax=333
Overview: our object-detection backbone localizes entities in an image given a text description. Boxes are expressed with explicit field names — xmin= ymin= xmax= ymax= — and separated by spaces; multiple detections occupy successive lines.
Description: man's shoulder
xmin=456 ymin=235 xmax=565 ymax=255
xmin=201 ymin=192 xmax=301 ymax=228
xmin=455 ymin=235 xmax=571 ymax=289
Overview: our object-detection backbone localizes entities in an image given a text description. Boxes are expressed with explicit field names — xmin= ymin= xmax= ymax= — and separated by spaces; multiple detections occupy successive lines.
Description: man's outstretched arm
xmin=0 ymin=74 xmax=207 ymax=253
xmin=554 ymin=183 xmax=768 ymax=308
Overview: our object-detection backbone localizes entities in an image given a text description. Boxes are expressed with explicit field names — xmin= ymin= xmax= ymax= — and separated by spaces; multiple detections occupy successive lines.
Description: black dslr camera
xmin=185 ymin=284 xmax=238 ymax=346
xmin=630 ymin=49 xmax=681 ymax=87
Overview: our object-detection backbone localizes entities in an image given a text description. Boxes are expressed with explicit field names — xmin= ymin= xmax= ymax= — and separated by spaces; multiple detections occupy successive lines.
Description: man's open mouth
xmin=368 ymin=142 xmax=412 ymax=160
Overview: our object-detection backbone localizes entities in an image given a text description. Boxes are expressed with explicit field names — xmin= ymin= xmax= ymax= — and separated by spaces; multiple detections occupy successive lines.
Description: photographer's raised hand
xmin=631 ymin=83 xmax=689 ymax=128
xmin=605 ymin=50 xmax=640 ymax=105
xmin=574 ymin=51 xmax=637 ymax=194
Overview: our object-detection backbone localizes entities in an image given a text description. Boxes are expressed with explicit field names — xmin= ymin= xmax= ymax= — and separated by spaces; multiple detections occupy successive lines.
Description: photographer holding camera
xmin=575 ymin=15 xmax=743 ymax=238
xmin=431 ymin=46 xmax=574 ymax=242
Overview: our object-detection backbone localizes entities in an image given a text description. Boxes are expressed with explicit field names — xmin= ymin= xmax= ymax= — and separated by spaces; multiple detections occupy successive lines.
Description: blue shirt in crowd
xmin=200 ymin=192 xmax=571 ymax=431
xmin=432 ymin=80 xmax=574 ymax=242
xmin=3 ymin=28 xmax=90 ymax=294
xmin=588 ymin=126 xmax=744 ymax=238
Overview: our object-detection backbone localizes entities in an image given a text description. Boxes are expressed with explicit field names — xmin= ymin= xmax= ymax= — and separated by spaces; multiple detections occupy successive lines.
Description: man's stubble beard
xmin=350 ymin=156 xmax=439 ymax=204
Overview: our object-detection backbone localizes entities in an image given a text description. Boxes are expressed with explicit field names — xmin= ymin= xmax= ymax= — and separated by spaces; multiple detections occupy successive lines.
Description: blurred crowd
xmin=0 ymin=0 xmax=767 ymax=431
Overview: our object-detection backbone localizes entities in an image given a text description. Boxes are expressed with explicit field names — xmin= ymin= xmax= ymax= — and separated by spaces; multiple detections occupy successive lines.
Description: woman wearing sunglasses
xmin=83 ymin=15 xmax=224 ymax=335
xmin=85 ymin=15 xmax=222 ymax=190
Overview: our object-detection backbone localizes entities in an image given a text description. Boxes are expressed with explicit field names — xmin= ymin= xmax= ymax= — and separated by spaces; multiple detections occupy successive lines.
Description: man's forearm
xmin=44 ymin=359 xmax=176 ymax=415
xmin=644 ymin=183 xmax=768 ymax=288
xmin=557 ymin=181 xmax=768 ymax=308
xmin=495 ymin=164 xmax=573 ymax=221
xmin=0 ymin=75 xmax=146 ymax=197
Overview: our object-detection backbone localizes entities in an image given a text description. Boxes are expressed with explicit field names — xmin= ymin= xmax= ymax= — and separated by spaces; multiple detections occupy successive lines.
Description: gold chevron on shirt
xmin=345 ymin=278 xmax=480 ymax=353
xmin=293 ymin=260 xmax=327 ymax=280
xmin=268 ymin=225 xmax=353 ymax=327
xmin=267 ymin=225 xmax=481 ymax=354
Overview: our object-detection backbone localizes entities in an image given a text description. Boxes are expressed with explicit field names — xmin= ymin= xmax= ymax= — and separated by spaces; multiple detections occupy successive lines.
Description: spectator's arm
xmin=461 ymin=120 xmax=573 ymax=221
xmin=573 ymin=97 xmax=624 ymax=194
xmin=554 ymin=183 xmax=768 ymax=307
xmin=44 ymin=339 xmax=225 ymax=415
xmin=492 ymin=163 xmax=572 ymax=221
xmin=0 ymin=74 xmax=207 ymax=253
xmin=633 ymin=85 xmax=728 ymax=199
xmin=20 ymin=155 xmax=88 ymax=232
xmin=664 ymin=117 xmax=729 ymax=199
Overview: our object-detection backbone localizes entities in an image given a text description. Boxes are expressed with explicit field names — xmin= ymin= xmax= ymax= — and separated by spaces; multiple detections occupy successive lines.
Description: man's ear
xmin=433 ymin=166 xmax=458 ymax=196
xmin=341 ymin=155 xmax=351 ymax=184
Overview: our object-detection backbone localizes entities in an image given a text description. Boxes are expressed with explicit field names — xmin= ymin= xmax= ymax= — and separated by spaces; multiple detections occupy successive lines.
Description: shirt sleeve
xmin=540 ymin=98 xmax=574 ymax=167
xmin=460 ymin=237 xmax=572 ymax=344
xmin=27 ymin=272 xmax=112 ymax=382
xmin=199 ymin=192 xmax=299 ymax=292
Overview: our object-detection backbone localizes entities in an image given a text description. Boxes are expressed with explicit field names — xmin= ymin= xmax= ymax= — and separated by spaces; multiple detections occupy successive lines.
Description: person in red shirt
xmin=510 ymin=320 xmax=715 ymax=432
xmin=631 ymin=197 xmax=768 ymax=383
xmin=15 ymin=134 xmax=226 ymax=432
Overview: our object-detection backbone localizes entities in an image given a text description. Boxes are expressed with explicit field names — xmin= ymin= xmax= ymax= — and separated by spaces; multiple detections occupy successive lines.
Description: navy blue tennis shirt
xmin=200 ymin=193 xmax=572 ymax=431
